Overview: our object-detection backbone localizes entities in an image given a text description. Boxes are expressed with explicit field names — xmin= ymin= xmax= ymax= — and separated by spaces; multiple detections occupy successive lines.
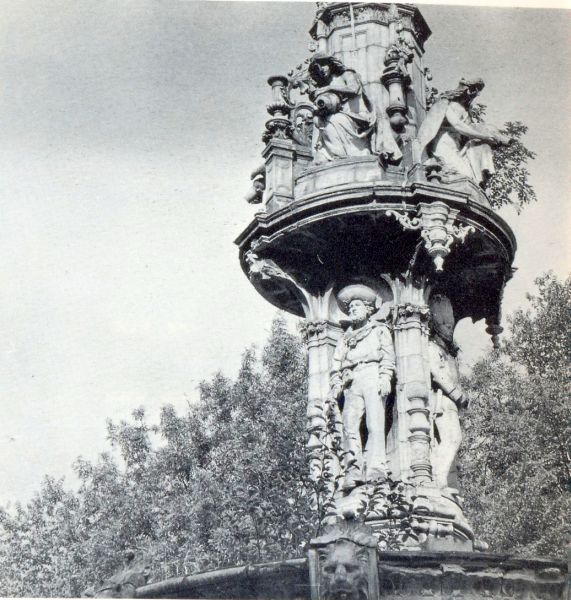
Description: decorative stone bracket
xmin=386 ymin=202 xmax=475 ymax=271
xmin=244 ymin=250 xmax=294 ymax=285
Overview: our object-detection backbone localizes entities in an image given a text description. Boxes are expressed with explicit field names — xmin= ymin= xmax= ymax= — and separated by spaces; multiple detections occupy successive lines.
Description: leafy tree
xmin=0 ymin=316 xmax=314 ymax=596
xmin=485 ymin=121 xmax=537 ymax=213
xmin=459 ymin=273 xmax=570 ymax=558
xmin=471 ymin=104 xmax=537 ymax=212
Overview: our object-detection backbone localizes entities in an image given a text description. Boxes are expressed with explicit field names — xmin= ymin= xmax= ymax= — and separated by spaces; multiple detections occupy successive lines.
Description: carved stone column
xmin=391 ymin=279 xmax=432 ymax=486
xmin=262 ymin=75 xmax=295 ymax=210
xmin=301 ymin=318 xmax=340 ymax=486
xmin=300 ymin=289 xmax=343 ymax=519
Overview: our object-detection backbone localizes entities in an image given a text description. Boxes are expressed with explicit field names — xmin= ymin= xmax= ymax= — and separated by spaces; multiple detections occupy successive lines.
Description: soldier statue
xmin=428 ymin=293 xmax=468 ymax=490
xmin=329 ymin=285 xmax=396 ymax=490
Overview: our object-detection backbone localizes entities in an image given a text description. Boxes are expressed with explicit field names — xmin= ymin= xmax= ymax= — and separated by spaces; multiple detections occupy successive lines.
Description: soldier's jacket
xmin=330 ymin=321 xmax=395 ymax=387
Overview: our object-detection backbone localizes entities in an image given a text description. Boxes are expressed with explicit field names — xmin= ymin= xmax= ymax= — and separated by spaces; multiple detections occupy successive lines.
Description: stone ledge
xmin=135 ymin=553 xmax=567 ymax=599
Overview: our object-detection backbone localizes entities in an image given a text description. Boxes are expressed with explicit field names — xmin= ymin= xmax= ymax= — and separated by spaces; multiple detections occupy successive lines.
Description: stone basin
xmin=135 ymin=552 xmax=567 ymax=599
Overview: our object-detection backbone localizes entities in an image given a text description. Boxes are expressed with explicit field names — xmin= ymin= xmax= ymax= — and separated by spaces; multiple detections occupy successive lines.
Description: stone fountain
xmin=130 ymin=3 xmax=567 ymax=599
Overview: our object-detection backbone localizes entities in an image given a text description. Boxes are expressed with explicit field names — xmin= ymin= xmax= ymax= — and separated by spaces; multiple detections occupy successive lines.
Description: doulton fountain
xmin=129 ymin=3 xmax=567 ymax=599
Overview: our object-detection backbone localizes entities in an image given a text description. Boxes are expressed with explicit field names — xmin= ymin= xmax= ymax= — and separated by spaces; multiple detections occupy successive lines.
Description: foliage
xmin=459 ymin=273 xmax=570 ymax=558
xmin=365 ymin=481 xmax=418 ymax=552
xmin=470 ymin=103 xmax=537 ymax=213
xmin=0 ymin=316 xmax=314 ymax=597
xmin=485 ymin=121 xmax=537 ymax=213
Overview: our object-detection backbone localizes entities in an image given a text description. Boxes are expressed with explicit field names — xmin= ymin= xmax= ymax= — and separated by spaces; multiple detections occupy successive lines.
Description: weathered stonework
xmin=135 ymin=553 xmax=567 ymax=599
xmin=309 ymin=521 xmax=380 ymax=600
xmin=232 ymin=2 xmax=567 ymax=599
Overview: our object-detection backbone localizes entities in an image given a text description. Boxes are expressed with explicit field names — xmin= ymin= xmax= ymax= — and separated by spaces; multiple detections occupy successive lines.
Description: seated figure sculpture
xmin=428 ymin=294 xmax=468 ymax=490
xmin=329 ymin=285 xmax=396 ymax=491
xmin=308 ymin=53 xmax=401 ymax=165
xmin=416 ymin=78 xmax=512 ymax=188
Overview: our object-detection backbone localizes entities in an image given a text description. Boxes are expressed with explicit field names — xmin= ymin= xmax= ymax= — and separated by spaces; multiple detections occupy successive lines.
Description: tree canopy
xmin=459 ymin=273 xmax=570 ymax=557
xmin=0 ymin=317 xmax=314 ymax=597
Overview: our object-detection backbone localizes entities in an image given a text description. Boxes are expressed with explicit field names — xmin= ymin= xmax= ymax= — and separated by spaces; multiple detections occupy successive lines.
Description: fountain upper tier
xmin=239 ymin=2 xmax=517 ymax=337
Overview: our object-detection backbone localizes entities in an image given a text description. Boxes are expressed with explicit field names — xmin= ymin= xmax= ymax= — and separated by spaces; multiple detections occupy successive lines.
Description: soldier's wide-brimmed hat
xmin=337 ymin=284 xmax=378 ymax=314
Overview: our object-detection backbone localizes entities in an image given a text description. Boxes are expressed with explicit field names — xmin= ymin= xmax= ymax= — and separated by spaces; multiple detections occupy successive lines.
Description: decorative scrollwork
xmin=386 ymin=207 xmax=422 ymax=230
xmin=448 ymin=223 xmax=476 ymax=245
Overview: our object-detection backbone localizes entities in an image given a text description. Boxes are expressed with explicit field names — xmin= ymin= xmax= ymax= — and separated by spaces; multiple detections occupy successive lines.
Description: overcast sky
xmin=0 ymin=1 xmax=569 ymax=506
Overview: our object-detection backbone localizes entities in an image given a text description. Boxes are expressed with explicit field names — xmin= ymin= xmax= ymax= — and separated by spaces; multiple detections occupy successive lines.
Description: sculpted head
xmin=320 ymin=540 xmax=369 ymax=600
xmin=309 ymin=53 xmax=346 ymax=86
xmin=338 ymin=285 xmax=378 ymax=326
xmin=440 ymin=77 xmax=485 ymax=106
xmin=95 ymin=551 xmax=151 ymax=598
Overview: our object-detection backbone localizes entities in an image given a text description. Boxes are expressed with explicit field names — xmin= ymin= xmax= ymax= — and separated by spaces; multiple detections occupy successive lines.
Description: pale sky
xmin=0 ymin=1 xmax=569 ymax=506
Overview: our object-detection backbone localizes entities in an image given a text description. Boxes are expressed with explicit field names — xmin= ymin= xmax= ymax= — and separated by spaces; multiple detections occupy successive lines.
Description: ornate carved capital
xmin=299 ymin=319 xmax=327 ymax=344
xmin=393 ymin=303 xmax=430 ymax=334
xmin=262 ymin=117 xmax=293 ymax=145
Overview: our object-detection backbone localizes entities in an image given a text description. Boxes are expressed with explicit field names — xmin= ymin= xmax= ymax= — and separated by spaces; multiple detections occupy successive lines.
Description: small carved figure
xmin=416 ymin=78 xmax=512 ymax=187
xmin=94 ymin=550 xmax=151 ymax=598
xmin=329 ymin=285 xmax=396 ymax=490
xmin=384 ymin=39 xmax=414 ymax=84
xmin=244 ymin=164 xmax=265 ymax=204
xmin=308 ymin=53 xmax=376 ymax=164
xmin=244 ymin=250 xmax=293 ymax=284
xmin=428 ymin=294 xmax=468 ymax=490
